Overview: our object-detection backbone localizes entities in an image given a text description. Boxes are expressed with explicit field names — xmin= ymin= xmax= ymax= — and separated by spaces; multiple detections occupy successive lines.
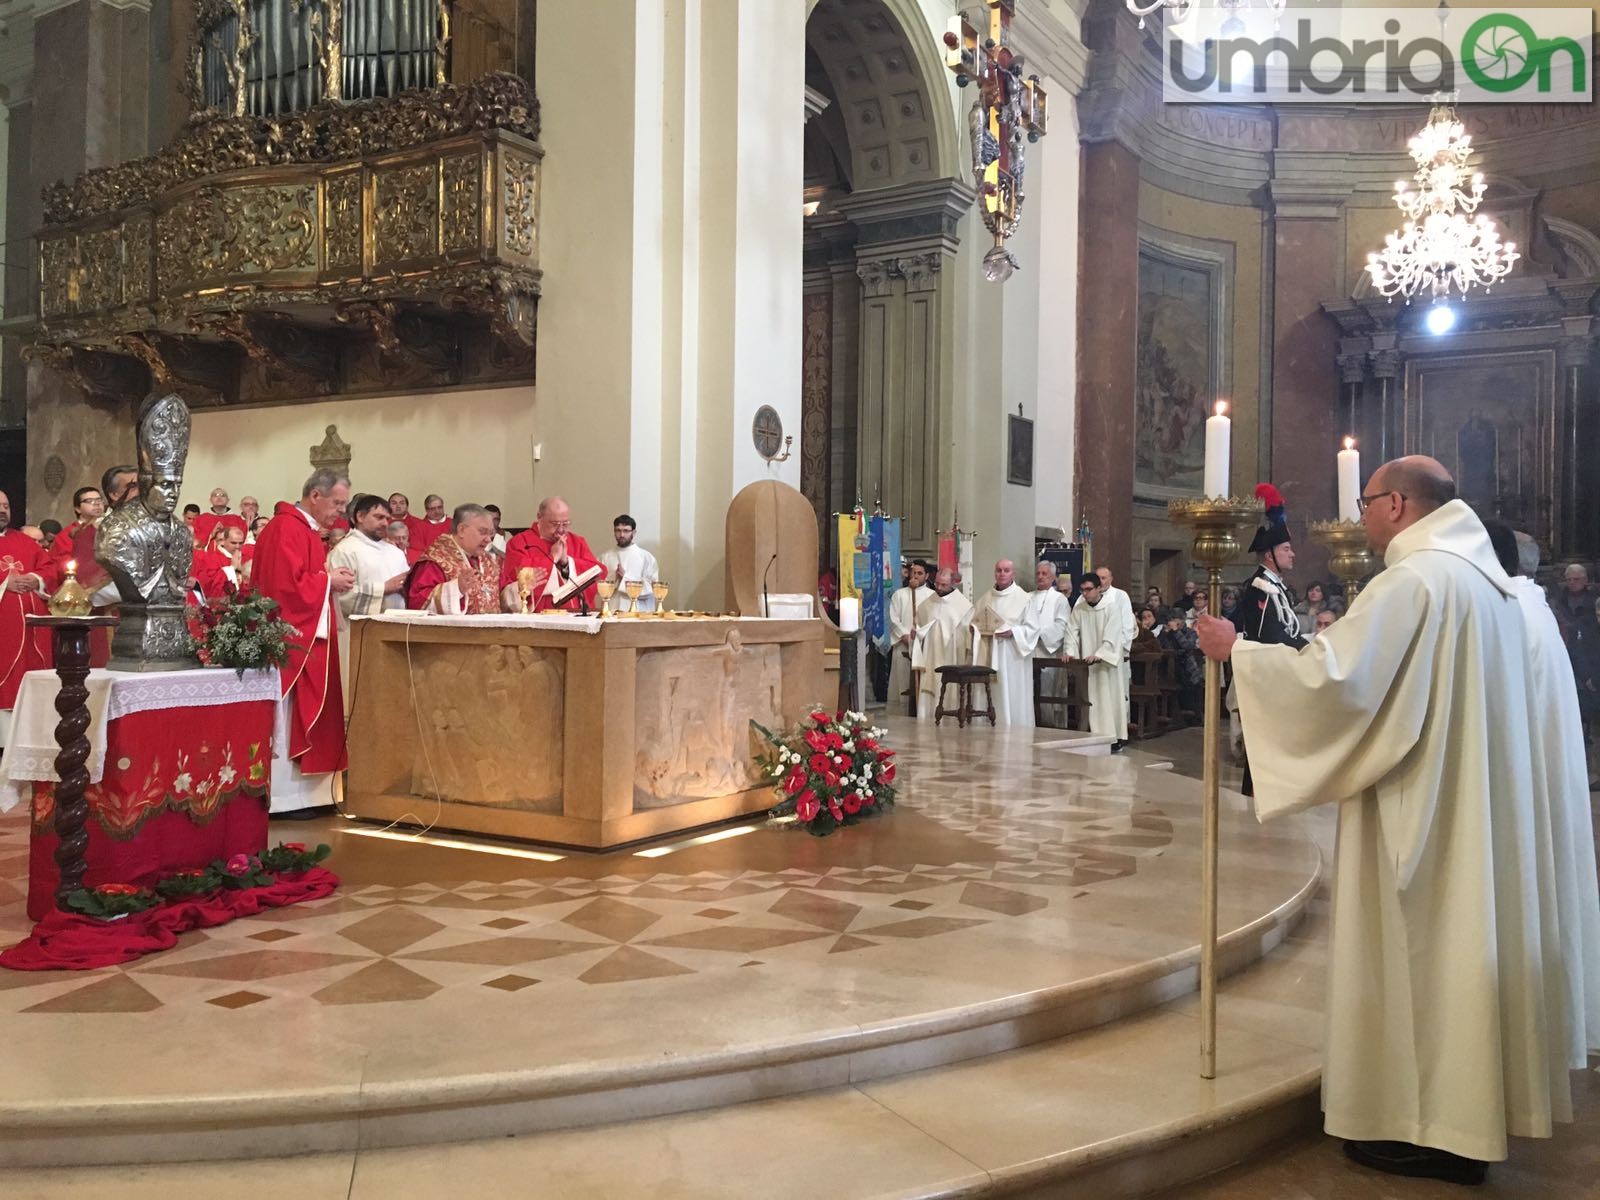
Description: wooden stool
xmin=934 ymin=665 xmax=997 ymax=727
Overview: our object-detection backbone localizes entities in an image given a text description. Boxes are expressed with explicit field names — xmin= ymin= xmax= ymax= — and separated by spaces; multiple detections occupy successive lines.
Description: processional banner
xmin=837 ymin=511 xmax=868 ymax=605
xmin=864 ymin=515 xmax=901 ymax=651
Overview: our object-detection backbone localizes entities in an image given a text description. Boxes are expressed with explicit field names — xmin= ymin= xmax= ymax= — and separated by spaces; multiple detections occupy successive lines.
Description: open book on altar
xmin=546 ymin=562 xmax=602 ymax=606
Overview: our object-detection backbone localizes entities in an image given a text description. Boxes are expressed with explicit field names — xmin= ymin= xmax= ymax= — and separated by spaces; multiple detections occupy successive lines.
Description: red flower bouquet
xmin=753 ymin=710 xmax=897 ymax=836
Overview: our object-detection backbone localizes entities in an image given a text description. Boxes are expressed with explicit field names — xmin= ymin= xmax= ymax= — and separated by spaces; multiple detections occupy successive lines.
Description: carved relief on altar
xmin=373 ymin=163 xmax=441 ymax=264
xmin=408 ymin=644 xmax=565 ymax=812
xmin=633 ymin=640 xmax=783 ymax=808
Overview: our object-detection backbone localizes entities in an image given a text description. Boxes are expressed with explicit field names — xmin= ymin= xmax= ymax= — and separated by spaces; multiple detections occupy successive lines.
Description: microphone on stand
xmin=761 ymin=551 xmax=779 ymax=618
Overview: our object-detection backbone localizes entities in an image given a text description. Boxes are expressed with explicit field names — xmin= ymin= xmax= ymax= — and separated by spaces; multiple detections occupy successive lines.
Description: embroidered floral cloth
xmin=1 ymin=666 xmax=280 ymax=812
xmin=21 ymin=696 xmax=277 ymax=920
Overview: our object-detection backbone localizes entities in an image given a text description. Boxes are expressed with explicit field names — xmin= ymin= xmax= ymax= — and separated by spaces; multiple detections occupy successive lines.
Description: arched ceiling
xmin=805 ymin=0 xmax=960 ymax=190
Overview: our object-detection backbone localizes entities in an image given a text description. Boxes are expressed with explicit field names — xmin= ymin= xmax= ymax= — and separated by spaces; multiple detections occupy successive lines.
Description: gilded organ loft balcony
xmin=30 ymin=0 xmax=541 ymax=407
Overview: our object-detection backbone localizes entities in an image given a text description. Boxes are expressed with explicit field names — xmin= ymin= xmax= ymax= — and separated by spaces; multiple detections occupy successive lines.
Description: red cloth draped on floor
xmin=23 ymin=700 xmax=277 ymax=918
xmin=500 ymin=529 xmax=602 ymax=612
xmin=251 ymin=502 xmax=346 ymax=773
xmin=0 ymin=868 xmax=339 ymax=970
xmin=0 ymin=528 xmax=58 ymax=708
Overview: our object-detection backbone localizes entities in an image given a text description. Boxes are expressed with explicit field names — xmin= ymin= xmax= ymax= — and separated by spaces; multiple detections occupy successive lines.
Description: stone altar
xmin=344 ymin=612 xmax=825 ymax=849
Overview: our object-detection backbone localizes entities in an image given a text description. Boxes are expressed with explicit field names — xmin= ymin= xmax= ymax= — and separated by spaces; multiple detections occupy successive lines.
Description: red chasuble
xmin=500 ymin=530 xmax=602 ymax=612
xmin=0 ymin=529 xmax=58 ymax=709
xmin=193 ymin=512 xmax=246 ymax=549
xmin=66 ymin=522 xmax=112 ymax=668
xmin=406 ymin=514 xmax=449 ymax=554
xmin=192 ymin=548 xmax=240 ymax=600
xmin=48 ymin=521 xmax=91 ymax=569
xmin=406 ymin=535 xmax=501 ymax=613
xmin=251 ymin=503 xmax=346 ymax=773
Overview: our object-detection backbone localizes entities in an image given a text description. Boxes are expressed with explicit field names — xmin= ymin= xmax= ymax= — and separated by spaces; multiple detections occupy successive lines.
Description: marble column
xmin=537 ymin=0 xmax=804 ymax=610
xmin=839 ymin=178 xmax=971 ymax=554
xmin=1368 ymin=339 xmax=1402 ymax=468
xmin=1074 ymin=139 xmax=1139 ymax=576
xmin=19 ymin=0 xmax=151 ymax=521
xmin=1558 ymin=326 xmax=1595 ymax=557
xmin=1268 ymin=213 xmax=1342 ymax=571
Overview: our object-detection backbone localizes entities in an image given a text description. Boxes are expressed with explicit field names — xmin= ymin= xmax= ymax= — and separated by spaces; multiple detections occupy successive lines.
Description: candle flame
xmin=1343 ymin=437 xmax=1355 ymax=451
xmin=1214 ymin=400 xmax=1228 ymax=417
xmin=66 ymin=560 xmax=76 ymax=573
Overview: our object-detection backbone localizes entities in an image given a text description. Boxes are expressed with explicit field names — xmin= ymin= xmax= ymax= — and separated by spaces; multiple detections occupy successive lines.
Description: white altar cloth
xmin=2 ymin=667 xmax=280 ymax=813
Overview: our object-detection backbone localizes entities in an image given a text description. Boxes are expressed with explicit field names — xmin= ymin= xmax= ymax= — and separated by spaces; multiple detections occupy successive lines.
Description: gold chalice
xmin=651 ymin=581 xmax=670 ymax=615
xmin=623 ymin=579 xmax=644 ymax=615
xmin=515 ymin=567 xmax=539 ymax=614
xmin=596 ymin=578 xmax=617 ymax=618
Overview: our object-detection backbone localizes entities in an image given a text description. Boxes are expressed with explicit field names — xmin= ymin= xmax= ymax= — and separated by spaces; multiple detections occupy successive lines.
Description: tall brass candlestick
xmin=1309 ymin=519 xmax=1378 ymax=598
xmin=1168 ymin=495 xmax=1262 ymax=1079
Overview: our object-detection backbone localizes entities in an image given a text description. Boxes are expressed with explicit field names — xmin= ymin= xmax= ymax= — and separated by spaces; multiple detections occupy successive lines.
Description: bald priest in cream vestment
xmin=1198 ymin=458 xmax=1592 ymax=1184
xmin=913 ymin=567 xmax=974 ymax=722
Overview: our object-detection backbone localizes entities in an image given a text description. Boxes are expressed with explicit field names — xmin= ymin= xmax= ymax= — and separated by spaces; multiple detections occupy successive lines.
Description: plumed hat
xmin=1248 ymin=482 xmax=1291 ymax=554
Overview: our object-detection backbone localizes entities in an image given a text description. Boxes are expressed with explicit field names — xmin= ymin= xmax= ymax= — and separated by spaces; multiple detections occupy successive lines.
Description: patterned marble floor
xmin=0 ymin=717 xmax=1320 ymax=1130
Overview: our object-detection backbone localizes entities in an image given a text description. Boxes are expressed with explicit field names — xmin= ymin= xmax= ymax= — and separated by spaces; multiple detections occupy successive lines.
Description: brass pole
xmin=1168 ymin=494 xmax=1262 ymax=1080
xmin=1200 ymin=565 xmax=1222 ymax=1079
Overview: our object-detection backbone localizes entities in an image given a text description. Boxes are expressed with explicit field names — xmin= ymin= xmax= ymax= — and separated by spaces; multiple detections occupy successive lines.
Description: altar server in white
xmin=887 ymin=560 xmax=929 ymax=715
xmin=601 ymin=513 xmax=659 ymax=612
xmin=1198 ymin=457 xmax=1577 ymax=1187
xmin=1068 ymin=572 xmax=1132 ymax=744
xmin=913 ymin=567 xmax=974 ymax=722
xmin=990 ymin=561 xmax=1071 ymax=728
xmin=1485 ymin=520 xmax=1600 ymax=1071
xmin=969 ymin=560 xmax=1032 ymax=725
xmin=327 ymin=493 xmax=408 ymax=707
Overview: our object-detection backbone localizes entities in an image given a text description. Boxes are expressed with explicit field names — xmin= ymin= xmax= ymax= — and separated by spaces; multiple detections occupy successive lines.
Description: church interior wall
xmin=1128 ymin=178 xmax=1266 ymax=595
xmin=184 ymin=387 xmax=540 ymax=523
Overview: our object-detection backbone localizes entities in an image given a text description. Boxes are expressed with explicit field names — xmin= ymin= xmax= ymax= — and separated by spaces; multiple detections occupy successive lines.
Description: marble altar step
xmin=6 ymin=910 xmax=1328 ymax=1198
xmin=0 ymin=855 xmax=1320 ymax=1169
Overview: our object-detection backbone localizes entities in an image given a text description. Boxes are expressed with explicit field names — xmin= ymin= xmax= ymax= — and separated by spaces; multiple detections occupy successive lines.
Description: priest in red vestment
xmin=406 ymin=505 xmax=501 ymax=613
xmin=407 ymin=493 xmax=450 ymax=554
xmin=48 ymin=485 xmax=105 ymax=570
xmin=500 ymin=496 xmax=600 ymax=612
xmin=251 ymin=470 xmax=356 ymax=816
xmin=193 ymin=521 xmax=247 ymax=600
xmin=0 ymin=490 xmax=58 ymax=740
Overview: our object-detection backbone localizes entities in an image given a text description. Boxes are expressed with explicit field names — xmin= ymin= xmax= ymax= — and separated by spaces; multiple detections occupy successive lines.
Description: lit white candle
xmin=1337 ymin=437 xmax=1361 ymax=523
xmin=1203 ymin=401 xmax=1231 ymax=498
xmin=65 ymin=560 xmax=76 ymax=574
xmin=838 ymin=596 xmax=860 ymax=633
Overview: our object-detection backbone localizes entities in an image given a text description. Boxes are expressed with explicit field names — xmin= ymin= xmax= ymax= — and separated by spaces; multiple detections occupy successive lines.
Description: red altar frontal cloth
xmin=23 ymin=701 xmax=277 ymax=920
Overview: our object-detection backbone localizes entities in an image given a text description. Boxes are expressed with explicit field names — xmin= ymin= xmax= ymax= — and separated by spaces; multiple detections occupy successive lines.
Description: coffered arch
xmin=805 ymin=0 xmax=962 ymax=190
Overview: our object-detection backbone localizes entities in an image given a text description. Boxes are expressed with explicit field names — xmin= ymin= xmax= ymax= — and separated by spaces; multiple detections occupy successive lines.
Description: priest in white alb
xmin=913 ymin=567 xmax=973 ymax=722
xmin=1197 ymin=457 xmax=1581 ymax=1187
xmin=327 ymin=493 xmax=409 ymax=707
xmin=969 ymin=559 xmax=1038 ymax=726
xmin=1485 ymin=520 xmax=1600 ymax=1070
xmin=1067 ymin=571 xmax=1132 ymax=746
xmin=887 ymin=559 xmax=929 ymax=715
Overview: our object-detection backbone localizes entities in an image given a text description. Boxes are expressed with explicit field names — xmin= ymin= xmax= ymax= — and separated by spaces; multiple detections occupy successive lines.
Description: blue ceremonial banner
xmin=864 ymin=515 xmax=886 ymax=648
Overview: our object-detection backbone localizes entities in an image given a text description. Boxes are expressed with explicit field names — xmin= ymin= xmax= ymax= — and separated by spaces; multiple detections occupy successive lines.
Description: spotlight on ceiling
xmin=1425 ymin=303 xmax=1456 ymax=336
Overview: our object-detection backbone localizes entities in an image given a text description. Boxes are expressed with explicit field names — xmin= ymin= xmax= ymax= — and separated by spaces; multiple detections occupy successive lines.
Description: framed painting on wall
xmin=1134 ymin=238 xmax=1230 ymax=500
xmin=1008 ymin=413 xmax=1034 ymax=486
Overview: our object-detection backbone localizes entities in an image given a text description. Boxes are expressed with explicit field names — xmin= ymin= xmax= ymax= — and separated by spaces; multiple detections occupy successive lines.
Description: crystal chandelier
xmin=1365 ymin=94 xmax=1519 ymax=304
xmin=1126 ymin=0 xmax=1286 ymax=33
